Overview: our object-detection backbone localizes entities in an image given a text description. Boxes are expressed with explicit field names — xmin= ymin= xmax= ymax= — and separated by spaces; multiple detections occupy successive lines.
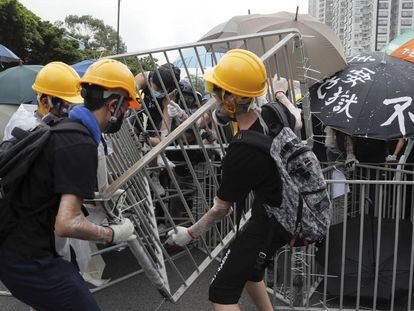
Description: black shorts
xmin=208 ymin=205 xmax=290 ymax=305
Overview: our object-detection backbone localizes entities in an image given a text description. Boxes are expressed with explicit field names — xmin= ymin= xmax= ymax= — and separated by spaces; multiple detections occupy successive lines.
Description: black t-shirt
xmin=217 ymin=107 xmax=285 ymax=208
xmin=3 ymin=130 xmax=98 ymax=258
xmin=142 ymin=87 xmax=164 ymax=132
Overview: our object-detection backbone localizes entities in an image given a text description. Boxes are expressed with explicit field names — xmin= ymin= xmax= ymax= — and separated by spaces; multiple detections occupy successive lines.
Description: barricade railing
xmin=89 ymin=29 xmax=313 ymax=304
xmin=268 ymin=163 xmax=414 ymax=311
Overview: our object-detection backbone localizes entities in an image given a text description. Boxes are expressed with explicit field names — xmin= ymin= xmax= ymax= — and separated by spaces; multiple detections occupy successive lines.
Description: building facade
xmin=309 ymin=0 xmax=414 ymax=56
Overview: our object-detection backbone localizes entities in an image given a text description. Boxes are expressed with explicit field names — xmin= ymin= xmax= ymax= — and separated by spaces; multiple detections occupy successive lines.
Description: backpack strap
xmin=10 ymin=127 xmax=30 ymax=141
xmin=262 ymin=102 xmax=290 ymax=128
xmin=50 ymin=119 xmax=91 ymax=136
xmin=232 ymin=130 xmax=273 ymax=155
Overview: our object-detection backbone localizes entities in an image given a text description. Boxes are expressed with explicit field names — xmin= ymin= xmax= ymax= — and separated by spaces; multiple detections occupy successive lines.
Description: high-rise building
xmin=309 ymin=0 xmax=414 ymax=56
xmin=309 ymin=0 xmax=335 ymax=28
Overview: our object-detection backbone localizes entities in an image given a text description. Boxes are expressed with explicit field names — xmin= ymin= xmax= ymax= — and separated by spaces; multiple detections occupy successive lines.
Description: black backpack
xmin=232 ymin=102 xmax=331 ymax=245
xmin=0 ymin=119 xmax=91 ymax=243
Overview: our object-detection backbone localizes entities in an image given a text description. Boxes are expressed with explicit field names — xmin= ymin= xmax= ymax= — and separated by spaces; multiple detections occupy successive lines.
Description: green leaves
xmin=0 ymin=0 xmax=83 ymax=65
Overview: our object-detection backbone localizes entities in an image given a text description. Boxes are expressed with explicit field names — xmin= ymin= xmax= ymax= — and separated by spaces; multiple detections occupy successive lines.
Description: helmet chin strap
xmin=108 ymin=95 xmax=125 ymax=124
xmin=234 ymin=98 xmax=269 ymax=135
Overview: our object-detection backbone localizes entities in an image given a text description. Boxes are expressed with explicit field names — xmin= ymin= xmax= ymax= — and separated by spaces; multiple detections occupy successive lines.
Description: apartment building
xmin=309 ymin=0 xmax=414 ymax=56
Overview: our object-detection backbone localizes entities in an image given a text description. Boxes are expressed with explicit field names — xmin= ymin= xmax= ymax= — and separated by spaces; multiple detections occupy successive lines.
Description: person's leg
xmin=0 ymin=249 xmax=100 ymax=311
xmin=245 ymin=280 xmax=273 ymax=311
xmin=212 ymin=302 xmax=241 ymax=311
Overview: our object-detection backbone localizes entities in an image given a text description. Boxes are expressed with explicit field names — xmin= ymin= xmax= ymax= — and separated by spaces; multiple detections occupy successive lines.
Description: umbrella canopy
xmin=71 ymin=59 xmax=96 ymax=77
xmin=0 ymin=65 xmax=43 ymax=105
xmin=309 ymin=52 xmax=414 ymax=140
xmin=198 ymin=11 xmax=347 ymax=84
xmin=0 ymin=43 xmax=20 ymax=63
xmin=382 ymin=29 xmax=414 ymax=63
xmin=316 ymin=216 xmax=413 ymax=301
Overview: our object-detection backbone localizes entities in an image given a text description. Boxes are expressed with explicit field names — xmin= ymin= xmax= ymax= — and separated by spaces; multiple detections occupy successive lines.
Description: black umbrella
xmin=316 ymin=215 xmax=413 ymax=301
xmin=310 ymin=52 xmax=414 ymax=140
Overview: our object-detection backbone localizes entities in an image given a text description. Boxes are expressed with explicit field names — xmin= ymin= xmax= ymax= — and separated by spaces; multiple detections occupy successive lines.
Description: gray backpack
xmin=233 ymin=102 xmax=331 ymax=244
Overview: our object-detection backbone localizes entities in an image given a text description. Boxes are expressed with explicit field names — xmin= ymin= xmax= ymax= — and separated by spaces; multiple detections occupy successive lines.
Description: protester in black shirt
xmin=0 ymin=59 xmax=139 ymax=311
xmin=168 ymin=49 xmax=301 ymax=311
xmin=134 ymin=63 xmax=181 ymax=140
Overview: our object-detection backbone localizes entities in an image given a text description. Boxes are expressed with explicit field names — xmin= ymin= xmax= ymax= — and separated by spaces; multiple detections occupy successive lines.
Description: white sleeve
xmin=3 ymin=105 xmax=40 ymax=141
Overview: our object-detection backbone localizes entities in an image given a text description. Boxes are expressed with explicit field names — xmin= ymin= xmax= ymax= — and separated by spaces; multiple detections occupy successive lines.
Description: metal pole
xmin=117 ymin=0 xmax=121 ymax=54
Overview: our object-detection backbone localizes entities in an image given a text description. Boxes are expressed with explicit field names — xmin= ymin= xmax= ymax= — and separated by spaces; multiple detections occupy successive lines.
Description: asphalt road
xmin=0 ymin=248 xmax=258 ymax=311
xmin=1 ymin=247 xmax=411 ymax=310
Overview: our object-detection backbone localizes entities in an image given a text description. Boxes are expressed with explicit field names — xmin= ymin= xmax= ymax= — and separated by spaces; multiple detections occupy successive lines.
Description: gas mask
xmin=213 ymin=87 xmax=252 ymax=119
xmin=104 ymin=96 xmax=127 ymax=134
xmin=212 ymin=105 xmax=237 ymax=126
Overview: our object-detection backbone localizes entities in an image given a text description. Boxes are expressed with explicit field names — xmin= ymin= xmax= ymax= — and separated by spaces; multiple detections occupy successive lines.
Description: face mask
xmin=152 ymin=90 xmax=167 ymax=101
xmin=54 ymin=102 xmax=71 ymax=118
xmin=212 ymin=107 xmax=236 ymax=126
xmin=104 ymin=112 xmax=125 ymax=134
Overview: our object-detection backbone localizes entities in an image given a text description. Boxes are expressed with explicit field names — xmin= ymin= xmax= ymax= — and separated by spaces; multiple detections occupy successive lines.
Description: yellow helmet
xmin=204 ymin=49 xmax=267 ymax=98
xmin=32 ymin=62 xmax=83 ymax=105
xmin=80 ymin=59 xmax=140 ymax=109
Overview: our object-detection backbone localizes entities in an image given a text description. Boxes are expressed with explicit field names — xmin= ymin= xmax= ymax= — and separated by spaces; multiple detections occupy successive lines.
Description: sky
xmin=20 ymin=0 xmax=309 ymax=53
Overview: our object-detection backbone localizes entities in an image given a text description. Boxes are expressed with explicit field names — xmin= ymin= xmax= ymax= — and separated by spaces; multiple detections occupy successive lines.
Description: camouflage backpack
xmin=233 ymin=102 xmax=331 ymax=245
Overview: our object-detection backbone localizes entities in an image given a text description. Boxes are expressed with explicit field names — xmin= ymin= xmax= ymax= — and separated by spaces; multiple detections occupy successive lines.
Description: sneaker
xmin=151 ymin=170 xmax=165 ymax=196
xmin=157 ymin=223 xmax=167 ymax=235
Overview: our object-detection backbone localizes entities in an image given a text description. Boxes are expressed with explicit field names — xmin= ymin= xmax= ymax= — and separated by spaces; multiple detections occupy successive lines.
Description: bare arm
xmin=160 ymin=98 xmax=173 ymax=138
xmin=275 ymin=93 xmax=302 ymax=130
xmin=393 ymin=138 xmax=405 ymax=156
xmin=134 ymin=72 xmax=149 ymax=91
xmin=345 ymin=135 xmax=354 ymax=155
xmin=189 ymin=197 xmax=231 ymax=237
xmin=55 ymin=194 xmax=112 ymax=243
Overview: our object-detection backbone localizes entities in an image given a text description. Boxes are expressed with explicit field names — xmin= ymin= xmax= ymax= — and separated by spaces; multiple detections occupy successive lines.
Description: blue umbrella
xmin=70 ymin=59 xmax=96 ymax=77
xmin=0 ymin=43 xmax=20 ymax=63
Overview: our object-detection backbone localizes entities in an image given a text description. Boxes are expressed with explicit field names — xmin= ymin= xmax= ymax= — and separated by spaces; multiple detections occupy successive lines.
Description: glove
xmin=109 ymin=218 xmax=136 ymax=243
xmin=157 ymin=154 xmax=175 ymax=168
xmin=167 ymin=101 xmax=185 ymax=118
xmin=166 ymin=226 xmax=193 ymax=247
xmin=200 ymin=129 xmax=217 ymax=143
xmin=272 ymin=76 xmax=288 ymax=95
xmin=345 ymin=153 xmax=359 ymax=172
xmin=385 ymin=154 xmax=398 ymax=163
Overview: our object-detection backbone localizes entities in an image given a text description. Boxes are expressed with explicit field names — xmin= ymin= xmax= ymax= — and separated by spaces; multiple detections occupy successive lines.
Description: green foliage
xmin=124 ymin=56 xmax=158 ymax=76
xmin=186 ymin=74 xmax=205 ymax=95
xmin=0 ymin=1 xmax=135 ymax=66
xmin=0 ymin=0 xmax=83 ymax=64
xmin=62 ymin=14 xmax=127 ymax=54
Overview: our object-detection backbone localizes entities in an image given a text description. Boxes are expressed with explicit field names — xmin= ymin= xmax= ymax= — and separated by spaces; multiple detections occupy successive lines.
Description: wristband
xmin=187 ymin=228 xmax=196 ymax=240
xmin=108 ymin=227 xmax=115 ymax=243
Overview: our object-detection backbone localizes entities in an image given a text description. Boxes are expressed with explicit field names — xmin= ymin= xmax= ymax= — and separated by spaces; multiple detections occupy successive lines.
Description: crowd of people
xmin=1 ymin=45 xmax=405 ymax=311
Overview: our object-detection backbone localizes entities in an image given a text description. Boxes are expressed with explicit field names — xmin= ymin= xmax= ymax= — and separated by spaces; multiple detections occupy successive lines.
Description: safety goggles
xmin=212 ymin=86 xmax=252 ymax=115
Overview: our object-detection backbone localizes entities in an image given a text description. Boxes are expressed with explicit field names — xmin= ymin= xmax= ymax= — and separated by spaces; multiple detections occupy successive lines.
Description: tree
xmin=0 ymin=0 xmax=84 ymax=64
xmin=124 ymin=56 xmax=158 ymax=76
xmin=186 ymin=74 xmax=205 ymax=95
xmin=61 ymin=15 xmax=127 ymax=55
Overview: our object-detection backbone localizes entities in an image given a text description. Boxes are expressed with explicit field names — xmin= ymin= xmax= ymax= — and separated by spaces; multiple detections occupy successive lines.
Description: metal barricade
xmin=93 ymin=29 xmax=313 ymax=304
xmin=260 ymin=163 xmax=414 ymax=310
